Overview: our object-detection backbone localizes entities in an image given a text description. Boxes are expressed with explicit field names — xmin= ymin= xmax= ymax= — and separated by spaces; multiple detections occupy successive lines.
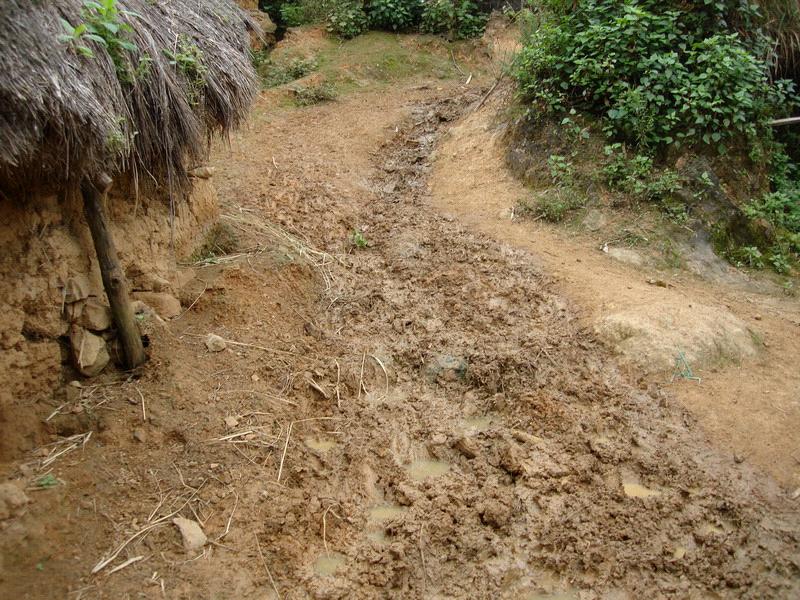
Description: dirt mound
xmin=597 ymin=302 xmax=758 ymax=373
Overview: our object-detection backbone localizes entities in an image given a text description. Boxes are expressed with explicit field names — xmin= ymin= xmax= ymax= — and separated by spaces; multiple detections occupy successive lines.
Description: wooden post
xmin=81 ymin=176 xmax=146 ymax=369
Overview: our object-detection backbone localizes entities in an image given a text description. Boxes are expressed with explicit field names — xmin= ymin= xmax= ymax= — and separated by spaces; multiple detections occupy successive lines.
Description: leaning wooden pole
xmin=81 ymin=175 xmax=146 ymax=369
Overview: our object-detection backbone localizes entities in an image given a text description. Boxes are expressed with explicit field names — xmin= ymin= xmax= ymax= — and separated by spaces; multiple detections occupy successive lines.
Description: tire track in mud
xmin=271 ymin=94 xmax=800 ymax=599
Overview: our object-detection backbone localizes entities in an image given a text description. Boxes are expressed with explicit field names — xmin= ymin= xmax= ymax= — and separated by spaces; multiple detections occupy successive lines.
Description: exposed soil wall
xmin=0 ymin=179 xmax=217 ymax=462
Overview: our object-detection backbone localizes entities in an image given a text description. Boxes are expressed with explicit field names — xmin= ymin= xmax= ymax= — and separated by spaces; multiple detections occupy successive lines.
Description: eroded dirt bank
xmin=2 ymin=78 xmax=798 ymax=598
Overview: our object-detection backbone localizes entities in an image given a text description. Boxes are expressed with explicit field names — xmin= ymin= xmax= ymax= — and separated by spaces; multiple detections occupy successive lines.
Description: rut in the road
xmin=254 ymin=94 xmax=800 ymax=598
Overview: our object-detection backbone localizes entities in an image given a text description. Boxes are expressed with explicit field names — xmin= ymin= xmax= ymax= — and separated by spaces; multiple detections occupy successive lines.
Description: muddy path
xmin=2 ymin=53 xmax=799 ymax=600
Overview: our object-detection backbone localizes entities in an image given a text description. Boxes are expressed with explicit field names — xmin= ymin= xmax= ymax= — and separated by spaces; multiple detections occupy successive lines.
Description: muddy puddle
xmin=313 ymin=553 xmax=346 ymax=576
xmin=367 ymin=504 xmax=406 ymax=522
xmin=407 ymin=459 xmax=450 ymax=480
xmin=622 ymin=482 xmax=660 ymax=499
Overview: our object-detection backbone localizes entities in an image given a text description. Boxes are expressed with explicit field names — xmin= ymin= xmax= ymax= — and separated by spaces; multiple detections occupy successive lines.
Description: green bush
xmin=743 ymin=148 xmax=800 ymax=268
xmin=513 ymin=1 xmax=796 ymax=151
xmin=280 ymin=3 xmax=308 ymax=26
xmin=367 ymin=0 xmax=423 ymax=31
xmin=257 ymin=56 xmax=319 ymax=88
xmin=327 ymin=2 xmax=370 ymax=39
xmin=261 ymin=1 xmax=335 ymax=26
xmin=532 ymin=191 xmax=584 ymax=222
xmin=292 ymin=81 xmax=338 ymax=105
xmin=421 ymin=0 xmax=487 ymax=40
xmin=602 ymin=143 xmax=684 ymax=219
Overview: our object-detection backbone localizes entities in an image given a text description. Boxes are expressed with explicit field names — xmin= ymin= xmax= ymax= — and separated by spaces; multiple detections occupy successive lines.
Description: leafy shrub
xmin=546 ymin=154 xmax=573 ymax=186
xmin=513 ymin=1 xmax=796 ymax=151
xmin=532 ymin=191 xmax=584 ymax=222
xmin=327 ymin=2 xmax=370 ymax=39
xmin=744 ymin=189 xmax=800 ymax=234
xmin=292 ymin=81 xmax=337 ymax=105
xmin=280 ymin=3 xmax=309 ymax=26
xmin=602 ymin=144 xmax=684 ymax=219
xmin=742 ymin=148 xmax=800 ymax=269
xmin=261 ymin=1 xmax=335 ymax=26
xmin=421 ymin=0 xmax=487 ymax=40
xmin=257 ymin=56 xmax=319 ymax=88
xmin=60 ymin=0 xmax=140 ymax=81
xmin=367 ymin=0 xmax=423 ymax=31
xmin=164 ymin=35 xmax=208 ymax=105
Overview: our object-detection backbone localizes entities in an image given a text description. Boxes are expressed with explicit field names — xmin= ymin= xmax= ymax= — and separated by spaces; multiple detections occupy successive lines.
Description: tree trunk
xmin=81 ymin=177 xmax=146 ymax=370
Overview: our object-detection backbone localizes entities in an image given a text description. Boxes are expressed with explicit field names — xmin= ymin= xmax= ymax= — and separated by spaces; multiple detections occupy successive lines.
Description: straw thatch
xmin=0 ymin=0 xmax=259 ymax=195
xmin=759 ymin=0 xmax=800 ymax=80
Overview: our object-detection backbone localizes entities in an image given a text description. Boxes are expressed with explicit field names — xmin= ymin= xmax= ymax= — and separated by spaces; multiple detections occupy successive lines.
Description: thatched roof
xmin=0 ymin=0 xmax=259 ymax=195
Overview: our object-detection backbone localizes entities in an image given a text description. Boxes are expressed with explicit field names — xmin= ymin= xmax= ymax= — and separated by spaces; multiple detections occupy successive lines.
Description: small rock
xmin=132 ymin=292 xmax=182 ymax=319
xmin=205 ymin=334 xmax=227 ymax=352
xmin=224 ymin=416 xmax=239 ymax=429
xmin=133 ymin=428 xmax=147 ymax=443
xmin=131 ymin=300 xmax=155 ymax=318
xmin=188 ymin=166 xmax=215 ymax=179
xmin=673 ymin=546 xmax=687 ymax=560
xmin=734 ymin=453 xmax=744 ymax=464
xmin=78 ymin=300 xmax=113 ymax=331
xmin=511 ymin=430 xmax=543 ymax=445
xmin=64 ymin=275 xmax=90 ymax=303
xmin=606 ymin=247 xmax=644 ymax=267
xmin=453 ymin=437 xmax=478 ymax=459
xmin=70 ymin=325 xmax=110 ymax=377
xmin=754 ymin=314 xmax=762 ymax=321
xmin=791 ymin=488 xmax=800 ymax=500
xmin=0 ymin=482 xmax=30 ymax=520
xmin=423 ymin=354 xmax=468 ymax=383
xmin=499 ymin=442 xmax=528 ymax=477
xmin=478 ymin=499 xmax=512 ymax=529
xmin=582 ymin=208 xmax=607 ymax=232
xmin=172 ymin=517 xmax=207 ymax=551
xmin=646 ymin=279 xmax=668 ymax=288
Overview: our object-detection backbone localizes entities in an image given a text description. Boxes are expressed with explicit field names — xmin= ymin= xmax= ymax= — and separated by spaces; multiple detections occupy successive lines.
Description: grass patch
xmin=255 ymin=54 xmax=319 ymax=88
xmin=291 ymin=81 xmax=338 ymax=105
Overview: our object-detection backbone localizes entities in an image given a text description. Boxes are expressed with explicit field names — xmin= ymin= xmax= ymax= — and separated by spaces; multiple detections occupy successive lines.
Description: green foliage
xmin=513 ymin=0 xmax=797 ymax=151
xmin=59 ymin=0 xmax=141 ymax=81
xmin=531 ymin=191 xmax=585 ymax=222
xmin=255 ymin=55 xmax=319 ymax=88
xmin=740 ymin=148 xmax=800 ymax=271
xmin=280 ymin=3 xmax=309 ymax=26
xmin=164 ymin=35 xmax=208 ymax=106
xmin=602 ymin=143 xmax=684 ymax=219
xmin=744 ymin=189 xmax=800 ymax=233
xmin=327 ymin=2 xmax=370 ymax=39
xmin=367 ymin=0 xmax=423 ymax=31
xmin=261 ymin=1 xmax=336 ymax=26
xmin=546 ymin=154 xmax=573 ymax=186
xmin=421 ymin=0 xmax=487 ymax=40
xmin=36 ymin=474 xmax=59 ymax=489
xmin=352 ymin=229 xmax=369 ymax=248
xmin=292 ymin=81 xmax=338 ymax=105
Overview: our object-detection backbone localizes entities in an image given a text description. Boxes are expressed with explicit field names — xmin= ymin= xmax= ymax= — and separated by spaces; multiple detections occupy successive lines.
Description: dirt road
xmin=2 ymin=29 xmax=799 ymax=600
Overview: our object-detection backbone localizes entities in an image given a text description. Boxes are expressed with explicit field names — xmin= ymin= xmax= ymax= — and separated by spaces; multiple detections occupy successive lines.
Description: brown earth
xmin=1 ymin=25 xmax=799 ymax=600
